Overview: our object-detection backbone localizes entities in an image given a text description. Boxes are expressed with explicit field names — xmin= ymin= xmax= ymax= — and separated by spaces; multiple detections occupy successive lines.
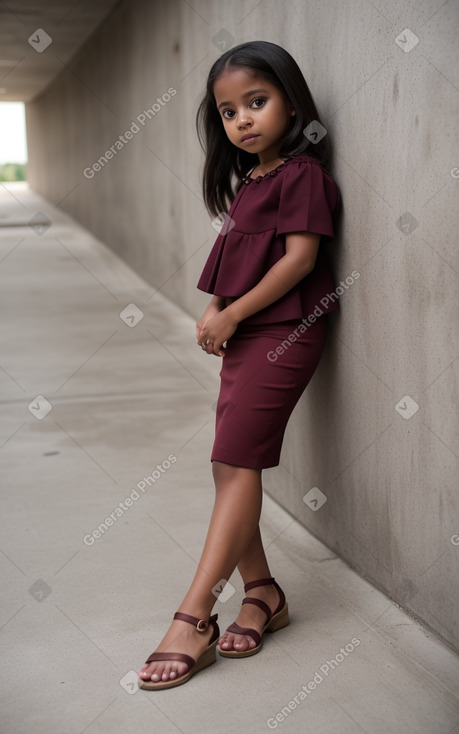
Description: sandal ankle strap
xmin=243 ymin=577 xmax=286 ymax=617
xmin=244 ymin=577 xmax=275 ymax=592
xmin=173 ymin=611 xmax=219 ymax=640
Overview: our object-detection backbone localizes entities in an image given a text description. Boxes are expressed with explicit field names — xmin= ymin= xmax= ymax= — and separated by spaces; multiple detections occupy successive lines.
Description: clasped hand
xmin=196 ymin=309 xmax=238 ymax=357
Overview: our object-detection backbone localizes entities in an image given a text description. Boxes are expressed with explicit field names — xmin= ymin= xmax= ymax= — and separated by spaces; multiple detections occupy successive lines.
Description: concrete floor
xmin=1 ymin=182 xmax=458 ymax=734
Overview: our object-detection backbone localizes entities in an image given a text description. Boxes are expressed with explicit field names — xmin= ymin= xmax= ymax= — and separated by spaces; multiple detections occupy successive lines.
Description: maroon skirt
xmin=211 ymin=314 xmax=328 ymax=469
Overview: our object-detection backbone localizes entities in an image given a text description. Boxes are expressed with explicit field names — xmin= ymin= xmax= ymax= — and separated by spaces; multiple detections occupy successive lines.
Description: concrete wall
xmin=25 ymin=0 xmax=459 ymax=653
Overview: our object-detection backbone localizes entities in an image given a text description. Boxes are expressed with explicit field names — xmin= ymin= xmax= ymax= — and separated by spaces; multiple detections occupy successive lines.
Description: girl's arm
xmin=227 ymin=231 xmax=320 ymax=323
xmin=195 ymin=294 xmax=226 ymax=340
xmin=204 ymin=294 xmax=226 ymax=312
xmin=197 ymin=232 xmax=321 ymax=356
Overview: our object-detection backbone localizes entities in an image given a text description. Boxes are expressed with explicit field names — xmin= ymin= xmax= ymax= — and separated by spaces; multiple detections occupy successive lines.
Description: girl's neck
xmin=250 ymin=156 xmax=288 ymax=177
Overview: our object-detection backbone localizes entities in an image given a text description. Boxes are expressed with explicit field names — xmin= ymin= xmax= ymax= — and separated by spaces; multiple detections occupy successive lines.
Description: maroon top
xmin=196 ymin=153 xmax=341 ymax=325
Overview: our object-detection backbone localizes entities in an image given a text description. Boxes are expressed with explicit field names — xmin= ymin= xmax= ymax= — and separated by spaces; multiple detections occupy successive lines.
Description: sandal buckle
xmin=196 ymin=619 xmax=208 ymax=632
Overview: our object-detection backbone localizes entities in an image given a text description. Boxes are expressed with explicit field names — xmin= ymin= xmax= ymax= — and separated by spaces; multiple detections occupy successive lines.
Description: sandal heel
xmin=193 ymin=639 xmax=218 ymax=673
xmin=266 ymin=603 xmax=289 ymax=633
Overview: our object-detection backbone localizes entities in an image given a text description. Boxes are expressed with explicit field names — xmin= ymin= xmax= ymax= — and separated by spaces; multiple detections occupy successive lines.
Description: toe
xmin=233 ymin=634 xmax=248 ymax=650
xmin=220 ymin=632 xmax=254 ymax=652
xmin=138 ymin=663 xmax=156 ymax=679
xmin=142 ymin=663 xmax=159 ymax=682
xmin=161 ymin=663 xmax=172 ymax=681
xmin=218 ymin=633 xmax=231 ymax=649
xmin=221 ymin=632 xmax=236 ymax=649
xmin=234 ymin=633 xmax=257 ymax=651
xmin=150 ymin=665 xmax=164 ymax=683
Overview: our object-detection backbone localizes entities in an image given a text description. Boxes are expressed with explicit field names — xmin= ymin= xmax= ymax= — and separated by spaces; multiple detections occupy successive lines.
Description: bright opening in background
xmin=0 ymin=102 xmax=28 ymax=182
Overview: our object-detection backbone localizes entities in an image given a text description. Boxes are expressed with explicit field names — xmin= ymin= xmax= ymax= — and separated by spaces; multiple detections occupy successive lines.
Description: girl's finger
xmin=200 ymin=338 xmax=214 ymax=353
xmin=212 ymin=341 xmax=224 ymax=357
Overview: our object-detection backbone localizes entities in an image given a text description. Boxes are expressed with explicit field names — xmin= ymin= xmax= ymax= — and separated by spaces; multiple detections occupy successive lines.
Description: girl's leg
xmin=218 ymin=525 xmax=283 ymax=653
xmin=138 ymin=460 xmax=266 ymax=683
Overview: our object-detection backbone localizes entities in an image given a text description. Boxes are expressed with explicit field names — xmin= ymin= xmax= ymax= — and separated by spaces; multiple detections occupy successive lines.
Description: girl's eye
xmin=222 ymin=98 xmax=266 ymax=119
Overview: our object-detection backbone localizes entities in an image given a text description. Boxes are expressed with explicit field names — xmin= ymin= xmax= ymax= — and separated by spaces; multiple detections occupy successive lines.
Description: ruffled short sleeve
xmin=276 ymin=157 xmax=341 ymax=243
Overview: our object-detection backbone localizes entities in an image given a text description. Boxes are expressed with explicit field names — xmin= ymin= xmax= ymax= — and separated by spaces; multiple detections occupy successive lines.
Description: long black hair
xmin=195 ymin=40 xmax=332 ymax=219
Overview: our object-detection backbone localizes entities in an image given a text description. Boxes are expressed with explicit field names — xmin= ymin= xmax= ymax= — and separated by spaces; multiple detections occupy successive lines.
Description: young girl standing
xmin=138 ymin=40 xmax=341 ymax=690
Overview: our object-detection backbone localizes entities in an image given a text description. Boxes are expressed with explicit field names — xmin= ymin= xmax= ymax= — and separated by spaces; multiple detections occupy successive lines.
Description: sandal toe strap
xmin=225 ymin=622 xmax=261 ymax=647
xmin=144 ymin=651 xmax=195 ymax=671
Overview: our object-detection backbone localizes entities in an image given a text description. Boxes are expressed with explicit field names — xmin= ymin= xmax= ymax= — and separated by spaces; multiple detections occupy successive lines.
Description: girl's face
xmin=213 ymin=67 xmax=295 ymax=161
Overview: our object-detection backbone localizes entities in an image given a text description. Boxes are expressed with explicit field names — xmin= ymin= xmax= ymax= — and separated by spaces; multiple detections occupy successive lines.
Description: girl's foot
xmin=138 ymin=614 xmax=216 ymax=683
xmin=218 ymin=580 xmax=282 ymax=653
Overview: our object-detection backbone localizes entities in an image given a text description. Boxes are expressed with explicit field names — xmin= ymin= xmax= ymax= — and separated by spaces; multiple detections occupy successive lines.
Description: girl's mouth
xmin=241 ymin=134 xmax=260 ymax=144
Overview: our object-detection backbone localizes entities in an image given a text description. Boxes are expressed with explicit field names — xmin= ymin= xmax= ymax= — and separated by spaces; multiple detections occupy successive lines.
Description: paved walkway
xmin=1 ymin=182 xmax=458 ymax=734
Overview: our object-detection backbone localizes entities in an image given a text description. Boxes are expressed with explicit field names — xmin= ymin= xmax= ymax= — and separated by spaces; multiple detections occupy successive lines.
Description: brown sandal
xmin=138 ymin=611 xmax=220 ymax=690
xmin=218 ymin=577 xmax=289 ymax=658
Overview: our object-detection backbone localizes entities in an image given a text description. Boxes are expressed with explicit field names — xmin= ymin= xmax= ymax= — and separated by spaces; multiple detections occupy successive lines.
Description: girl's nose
xmin=237 ymin=113 xmax=253 ymax=127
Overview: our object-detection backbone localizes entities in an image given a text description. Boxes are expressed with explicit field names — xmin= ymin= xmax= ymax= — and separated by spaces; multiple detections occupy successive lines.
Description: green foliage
xmin=0 ymin=162 xmax=26 ymax=181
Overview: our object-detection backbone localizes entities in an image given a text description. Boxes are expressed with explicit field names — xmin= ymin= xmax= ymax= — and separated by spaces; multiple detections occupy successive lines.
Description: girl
xmin=138 ymin=40 xmax=341 ymax=690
